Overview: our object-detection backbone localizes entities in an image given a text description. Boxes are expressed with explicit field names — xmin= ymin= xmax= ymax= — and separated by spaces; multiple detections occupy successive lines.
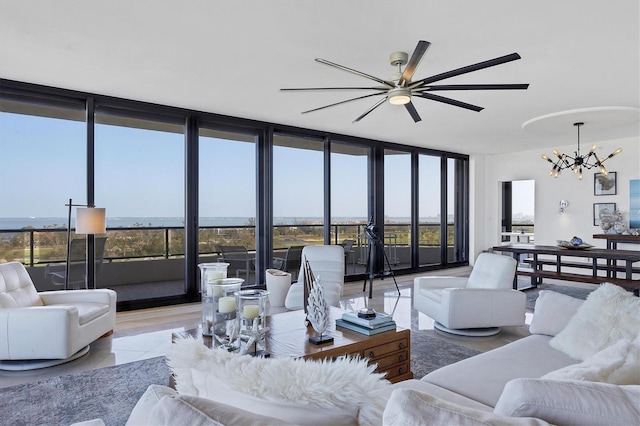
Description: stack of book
xmin=336 ymin=311 xmax=396 ymax=335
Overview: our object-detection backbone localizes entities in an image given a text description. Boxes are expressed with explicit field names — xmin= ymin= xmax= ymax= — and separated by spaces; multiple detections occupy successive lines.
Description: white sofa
xmin=125 ymin=284 xmax=640 ymax=425
xmin=0 ymin=261 xmax=116 ymax=368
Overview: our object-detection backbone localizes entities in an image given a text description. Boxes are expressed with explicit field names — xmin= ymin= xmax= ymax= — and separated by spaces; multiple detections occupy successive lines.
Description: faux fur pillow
xmin=549 ymin=283 xmax=640 ymax=360
xmin=543 ymin=336 xmax=640 ymax=385
xmin=166 ymin=337 xmax=391 ymax=426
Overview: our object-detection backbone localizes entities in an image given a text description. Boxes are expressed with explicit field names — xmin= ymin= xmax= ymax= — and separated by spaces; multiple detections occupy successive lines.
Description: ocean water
xmin=0 ymin=216 xmax=385 ymax=230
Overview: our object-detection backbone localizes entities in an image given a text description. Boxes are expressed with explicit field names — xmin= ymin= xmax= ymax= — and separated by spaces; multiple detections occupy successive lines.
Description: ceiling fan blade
xmin=416 ymin=83 xmax=529 ymax=91
xmin=315 ymin=58 xmax=394 ymax=87
xmin=414 ymin=92 xmax=484 ymax=112
xmin=281 ymin=86 xmax=389 ymax=92
xmin=404 ymin=101 xmax=422 ymax=122
xmin=412 ymin=53 xmax=522 ymax=86
xmin=400 ymin=40 xmax=431 ymax=87
xmin=301 ymin=92 xmax=386 ymax=114
xmin=353 ymin=97 xmax=388 ymax=122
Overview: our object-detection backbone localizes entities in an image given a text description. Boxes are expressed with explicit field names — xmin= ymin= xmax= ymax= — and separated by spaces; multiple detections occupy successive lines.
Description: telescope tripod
xmin=362 ymin=235 xmax=399 ymax=299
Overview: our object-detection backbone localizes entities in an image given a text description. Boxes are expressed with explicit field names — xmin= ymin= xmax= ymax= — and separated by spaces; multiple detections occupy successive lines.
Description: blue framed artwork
xmin=630 ymin=179 xmax=640 ymax=229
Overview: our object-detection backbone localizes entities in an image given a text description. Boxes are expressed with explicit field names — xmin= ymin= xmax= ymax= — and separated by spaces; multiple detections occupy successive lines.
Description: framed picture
xmin=593 ymin=203 xmax=616 ymax=226
xmin=594 ymin=172 xmax=617 ymax=196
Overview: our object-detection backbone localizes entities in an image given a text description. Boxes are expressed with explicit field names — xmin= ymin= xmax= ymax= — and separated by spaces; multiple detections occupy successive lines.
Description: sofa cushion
xmin=423 ymin=334 xmax=577 ymax=407
xmin=167 ymin=337 xmax=390 ymax=425
xmin=48 ymin=302 xmax=109 ymax=325
xmin=542 ymin=336 xmax=640 ymax=385
xmin=528 ymin=290 xmax=584 ymax=336
xmin=126 ymin=384 xmax=291 ymax=426
xmin=494 ymin=378 xmax=640 ymax=426
xmin=385 ymin=379 xmax=493 ymax=412
xmin=549 ymin=283 xmax=640 ymax=360
xmin=383 ymin=388 xmax=550 ymax=426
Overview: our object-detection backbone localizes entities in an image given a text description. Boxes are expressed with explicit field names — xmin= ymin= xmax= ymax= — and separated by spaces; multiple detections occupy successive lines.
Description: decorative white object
xmin=218 ymin=297 xmax=236 ymax=314
xmin=306 ymin=275 xmax=332 ymax=345
xmin=197 ymin=263 xmax=231 ymax=337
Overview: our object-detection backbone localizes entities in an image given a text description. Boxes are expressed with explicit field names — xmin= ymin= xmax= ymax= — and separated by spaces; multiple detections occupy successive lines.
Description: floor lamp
xmin=65 ymin=198 xmax=106 ymax=290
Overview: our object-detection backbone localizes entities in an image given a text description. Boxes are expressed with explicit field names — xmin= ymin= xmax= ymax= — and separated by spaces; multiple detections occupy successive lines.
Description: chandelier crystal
xmin=541 ymin=122 xmax=622 ymax=180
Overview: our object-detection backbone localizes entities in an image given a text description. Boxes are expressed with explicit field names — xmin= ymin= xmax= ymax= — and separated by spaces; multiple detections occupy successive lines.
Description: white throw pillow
xmin=528 ymin=290 xmax=584 ymax=336
xmin=494 ymin=378 xmax=640 ymax=426
xmin=542 ymin=336 xmax=640 ymax=385
xmin=166 ymin=337 xmax=390 ymax=426
xmin=549 ymin=283 xmax=640 ymax=360
xmin=383 ymin=388 xmax=550 ymax=426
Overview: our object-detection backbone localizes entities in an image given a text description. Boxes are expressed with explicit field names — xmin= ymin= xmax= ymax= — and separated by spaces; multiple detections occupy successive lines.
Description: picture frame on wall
xmin=594 ymin=172 xmax=617 ymax=196
xmin=593 ymin=203 xmax=616 ymax=226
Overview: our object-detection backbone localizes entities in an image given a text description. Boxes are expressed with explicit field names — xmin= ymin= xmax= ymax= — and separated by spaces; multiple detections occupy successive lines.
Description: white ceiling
xmin=1 ymin=0 xmax=639 ymax=155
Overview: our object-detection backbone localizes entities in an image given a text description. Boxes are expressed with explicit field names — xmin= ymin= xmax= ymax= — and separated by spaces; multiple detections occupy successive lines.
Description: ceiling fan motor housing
xmin=389 ymin=51 xmax=409 ymax=66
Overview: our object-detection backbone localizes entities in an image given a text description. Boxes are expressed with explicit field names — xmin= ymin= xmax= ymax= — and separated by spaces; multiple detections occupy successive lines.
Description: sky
xmin=0 ymin=110 xmax=530 ymax=220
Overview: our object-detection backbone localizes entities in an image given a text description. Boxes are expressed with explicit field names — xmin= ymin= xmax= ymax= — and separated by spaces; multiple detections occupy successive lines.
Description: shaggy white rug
xmin=166 ymin=337 xmax=391 ymax=425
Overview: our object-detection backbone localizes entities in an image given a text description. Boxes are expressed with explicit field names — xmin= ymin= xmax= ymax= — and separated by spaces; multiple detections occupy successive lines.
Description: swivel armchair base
xmin=0 ymin=345 xmax=90 ymax=371
xmin=434 ymin=321 xmax=501 ymax=337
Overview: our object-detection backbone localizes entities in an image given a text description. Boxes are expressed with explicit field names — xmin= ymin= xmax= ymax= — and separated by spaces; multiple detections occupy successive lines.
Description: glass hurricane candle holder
xmin=210 ymin=278 xmax=243 ymax=351
xmin=237 ymin=289 xmax=270 ymax=357
xmin=198 ymin=263 xmax=230 ymax=337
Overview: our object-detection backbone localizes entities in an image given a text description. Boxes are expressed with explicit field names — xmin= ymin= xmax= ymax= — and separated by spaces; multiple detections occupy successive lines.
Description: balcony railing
xmin=0 ymin=222 xmax=473 ymax=267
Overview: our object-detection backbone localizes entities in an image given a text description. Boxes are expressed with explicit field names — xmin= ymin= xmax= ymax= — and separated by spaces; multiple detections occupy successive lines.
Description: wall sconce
xmin=559 ymin=200 xmax=569 ymax=213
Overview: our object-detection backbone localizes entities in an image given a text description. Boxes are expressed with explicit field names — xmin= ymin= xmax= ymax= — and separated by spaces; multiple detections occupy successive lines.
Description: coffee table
xmin=172 ymin=306 xmax=413 ymax=383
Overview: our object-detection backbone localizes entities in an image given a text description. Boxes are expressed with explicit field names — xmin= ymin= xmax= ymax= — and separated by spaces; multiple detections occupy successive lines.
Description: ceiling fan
xmin=281 ymin=40 xmax=529 ymax=123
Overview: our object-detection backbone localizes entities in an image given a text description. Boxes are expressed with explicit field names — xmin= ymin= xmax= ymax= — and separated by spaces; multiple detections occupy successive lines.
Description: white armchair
xmin=413 ymin=252 xmax=525 ymax=336
xmin=284 ymin=245 xmax=345 ymax=310
xmin=0 ymin=261 xmax=116 ymax=370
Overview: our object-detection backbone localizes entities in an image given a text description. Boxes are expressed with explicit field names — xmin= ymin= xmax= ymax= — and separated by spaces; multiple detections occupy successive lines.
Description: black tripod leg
xmin=362 ymin=242 xmax=372 ymax=293
xmin=379 ymin=240 xmax=400 ymax=295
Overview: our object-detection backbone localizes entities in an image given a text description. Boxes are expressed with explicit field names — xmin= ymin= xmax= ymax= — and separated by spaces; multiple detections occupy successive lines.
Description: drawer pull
xmin=368 ymin=351 xmax=375 ymax=358
xmin=399 ymin=343 xmax=405 ymax=349
xmin=398 ymin=355 xmax=404 ymax=362
xmin=399 ymin=368 xmax=404 ymax=374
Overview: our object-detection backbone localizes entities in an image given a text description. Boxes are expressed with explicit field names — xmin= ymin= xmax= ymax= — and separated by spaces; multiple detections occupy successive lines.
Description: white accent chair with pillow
xmin=0 ymin=261 xmax=116 ymax=370
xmin=414 ymin=252 xmax=524 ymax=336
xmin=284 ymin=245 xmax=344 ymax=311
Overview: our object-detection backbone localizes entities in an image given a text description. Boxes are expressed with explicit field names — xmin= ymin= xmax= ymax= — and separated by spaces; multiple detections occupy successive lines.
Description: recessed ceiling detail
xmin=281 ymin=40 xmax=529 ymax=123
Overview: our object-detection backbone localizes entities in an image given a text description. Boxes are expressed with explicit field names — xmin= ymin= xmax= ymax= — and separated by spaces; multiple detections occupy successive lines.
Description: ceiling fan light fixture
xmin=388 ymin=87 xmax=411 ymax=105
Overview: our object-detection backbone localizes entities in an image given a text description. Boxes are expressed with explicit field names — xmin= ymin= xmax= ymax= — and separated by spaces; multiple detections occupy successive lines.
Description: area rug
xmin=524 ymin=283 xmax=593 ymax=310
xmin=410 ymin=331 xmax=480 ymax=380
xmin=0 ymin=334 xmax=481 ymax=425
xmin=0 ymin=356 xmax=171 ymax=426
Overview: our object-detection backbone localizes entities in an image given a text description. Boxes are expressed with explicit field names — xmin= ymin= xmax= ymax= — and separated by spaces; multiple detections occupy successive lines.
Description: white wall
xmin=471 ymin=136 xmax=640 ymax=261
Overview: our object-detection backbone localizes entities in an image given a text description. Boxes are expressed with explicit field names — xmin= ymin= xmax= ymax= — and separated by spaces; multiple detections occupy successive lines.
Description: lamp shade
xmin=76 ymin=207 xmax=106 ymax=234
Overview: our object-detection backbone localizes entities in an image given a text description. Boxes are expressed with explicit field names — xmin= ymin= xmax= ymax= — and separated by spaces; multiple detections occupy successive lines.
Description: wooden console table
xmin=172 ymin=307 xmax=412 ymax=383
xmin=492 ymin=244 xmax=640 ymax=293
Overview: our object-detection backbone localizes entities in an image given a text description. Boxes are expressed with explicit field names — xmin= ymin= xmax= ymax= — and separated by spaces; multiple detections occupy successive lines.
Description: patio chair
xmin=340 ymin=239 xmax=355 ymax=274
xmin=218 ymin=245 xmax=255 ymax=284
xmin=272 ymin=245 xmax=303 ymax=281
xmin=45 ymin=237 xmax=107 ymax=290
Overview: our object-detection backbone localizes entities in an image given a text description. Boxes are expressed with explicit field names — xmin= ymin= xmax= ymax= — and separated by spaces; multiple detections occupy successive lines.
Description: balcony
xmin=0 ymin=222 xmax=458 ymax=308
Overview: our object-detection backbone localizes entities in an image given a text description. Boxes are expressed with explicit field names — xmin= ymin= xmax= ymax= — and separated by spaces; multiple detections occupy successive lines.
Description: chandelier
xmin=541 ymin=122 xmax=622 ymax=179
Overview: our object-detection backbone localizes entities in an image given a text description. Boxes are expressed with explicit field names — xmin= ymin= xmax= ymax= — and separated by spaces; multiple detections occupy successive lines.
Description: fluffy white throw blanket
xmin=549 ymin=283 xmax=640 ymax=360
xmin=166 ymin=337 xmax=391 ymax=424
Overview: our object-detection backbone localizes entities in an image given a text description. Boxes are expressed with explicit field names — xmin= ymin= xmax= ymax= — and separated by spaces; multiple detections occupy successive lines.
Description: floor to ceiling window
xmin=418 ymin=154 xmax=442 ymax=266
xmin=94 ymin=107 xmax=186 ymax=301
xmin=447 ymin=157 xmax=468 ymax=263
xmin=384 ymin=148 xmax=412 ymax=271
xmin=0 ymin=95 xmax=87 ymax=283
xmin=330 ymin=141 xmax=370 ymax=276
xmin=272 ymin=133 xmax=325 ymax=253
xmin=198 ymin=127 xmax=257 ymax=284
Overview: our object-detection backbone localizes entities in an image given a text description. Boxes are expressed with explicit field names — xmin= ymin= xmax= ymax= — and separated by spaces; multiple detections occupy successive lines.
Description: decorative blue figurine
xmin=570 ymin=236 xmax=583 ymax=246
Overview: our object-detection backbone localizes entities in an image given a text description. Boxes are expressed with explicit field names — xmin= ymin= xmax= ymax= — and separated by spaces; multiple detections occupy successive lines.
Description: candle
xmin=218 ymin=296 xmax=236 ymax=314
xmin=243 ymin=304 xmax=260 ymax=320
xmin=210 ymin=284 xmax=223 ymax=297
xmin=208 ymin=271 xmax=224 ymax=283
